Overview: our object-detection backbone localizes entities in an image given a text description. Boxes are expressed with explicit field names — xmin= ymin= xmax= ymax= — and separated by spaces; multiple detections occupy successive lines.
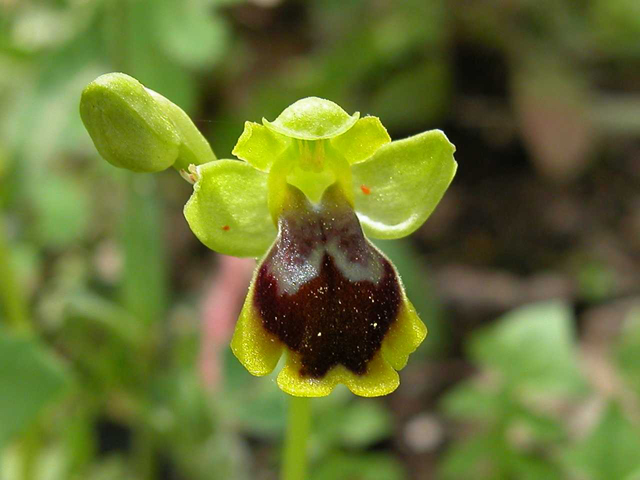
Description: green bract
xmin=80 ymin=73 xmax=214 ymax=172
xmin=185 ymin=98 xmax=457 ymax=256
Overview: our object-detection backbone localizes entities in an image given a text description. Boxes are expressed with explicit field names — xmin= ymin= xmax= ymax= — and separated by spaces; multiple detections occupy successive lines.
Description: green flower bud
xmin=148 ymin=89 xmax=215 ymax=170
xmin=80 ymin=73 xmax=181 ymax=173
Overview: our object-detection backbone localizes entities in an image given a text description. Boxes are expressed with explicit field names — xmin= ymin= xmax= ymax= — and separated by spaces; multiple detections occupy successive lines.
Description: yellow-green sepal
xmin=330 ymin=116 xmax=391 ymax=164
xmin=147 ymin=89 xmax=216 ymax=171
xmin=263 ymin=97 xmax=360 ymax=140
xmin=80 ymin=72 xmax=181 ymax=172
xmin=232 ymin=121 xmax=290 ymax=172
xmin=351 ymin=129 xmax=457 ymax=239
xmin=184 ymin=160 xmax=277 ymax=257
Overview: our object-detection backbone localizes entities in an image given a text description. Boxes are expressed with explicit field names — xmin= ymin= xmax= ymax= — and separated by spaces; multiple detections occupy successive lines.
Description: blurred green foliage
xmin=440 ymin=303 xmax=640 ymax=480
xmin=617 ymin=309 xmax=640 ymax=399
xmin=0 ymin=328 xmax=70 ymax=447
xmin=1 ymin=0 xmax=639 ymax=478
xmin=566 ymin=403 xmax=640 ymax=480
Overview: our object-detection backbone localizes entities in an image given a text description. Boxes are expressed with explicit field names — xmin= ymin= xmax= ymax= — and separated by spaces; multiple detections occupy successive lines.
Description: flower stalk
xmin=282 ymin=395 xmax=311 ymax=480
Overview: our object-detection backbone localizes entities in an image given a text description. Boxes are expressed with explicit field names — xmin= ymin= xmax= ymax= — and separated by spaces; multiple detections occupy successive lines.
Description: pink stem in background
xmin=199 ymin=255 xmax=255 ymax=390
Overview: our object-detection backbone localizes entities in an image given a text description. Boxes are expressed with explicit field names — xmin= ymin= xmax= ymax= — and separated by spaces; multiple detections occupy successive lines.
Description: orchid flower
xmin=80 ymin=73 xmax=457 ymax=398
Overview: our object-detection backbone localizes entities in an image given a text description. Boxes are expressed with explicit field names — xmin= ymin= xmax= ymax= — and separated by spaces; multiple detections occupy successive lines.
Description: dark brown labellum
xmin=254 ymin=185 xmax=401 ymax=378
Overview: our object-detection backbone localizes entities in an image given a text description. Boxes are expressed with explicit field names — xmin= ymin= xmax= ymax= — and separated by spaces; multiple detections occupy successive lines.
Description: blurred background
xmin=1 ymin=0 xmax=640 ymax=479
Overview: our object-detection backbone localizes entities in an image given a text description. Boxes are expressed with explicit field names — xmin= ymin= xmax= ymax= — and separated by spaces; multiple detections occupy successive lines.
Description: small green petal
xmin=330 ymin=116 xmax=391 ymax=164
xmin=80 ymin=72 xmax=181 ymax=172
xmin=147 ymin=89 xmax=216 ymax=170
xmin=184 ymin=160 xmax=276 ymax=257
xmin=232 ymin=121 xmax=290 ymax=171
xmin=351 ymin=130 xmax=457 ymax=239
xmin=263 ymin=97 xmax=360 ymax=140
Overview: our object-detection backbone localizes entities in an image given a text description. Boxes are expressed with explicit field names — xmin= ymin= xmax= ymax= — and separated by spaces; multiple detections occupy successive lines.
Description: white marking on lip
xmin=265 ymin=184 xmax=391 ymax=295
xmin=355 ymin=212 xmax=419 ymax=236
xmin=325 ymin=238 xmax=383 ymax=284
xmin=271 ymin=244 xmax=324 ymax=295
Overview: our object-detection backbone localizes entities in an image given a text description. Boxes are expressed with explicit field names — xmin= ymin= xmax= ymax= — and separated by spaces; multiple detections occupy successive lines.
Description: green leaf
xmin=0 ymin=329 xmax=70 ymax=447
xmin=469 ymin=302 xmax=585 ymax=394
xmin=565 ymin=403 xmax=640 ymax=480
xmin=80 ymin=73 xmax=181 ymax=172
xmin=351 ymin=129 xmax=457 ymax=239
xmin=330 ymin=116 xmax=391 ymax=164
xmin=263 ymin=97 xmax=360 ymax=141
xmin=184 ymin=160 xmax=276 ymax=257
xmin=232 ymin=122 xmax=290 ymax=172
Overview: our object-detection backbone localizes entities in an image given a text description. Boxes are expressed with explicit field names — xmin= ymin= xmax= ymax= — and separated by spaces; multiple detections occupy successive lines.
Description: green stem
xmin=0 ymin=215 xmax=30 ymax=333
xmin=282 ymin=396 xmax=311 ymax=480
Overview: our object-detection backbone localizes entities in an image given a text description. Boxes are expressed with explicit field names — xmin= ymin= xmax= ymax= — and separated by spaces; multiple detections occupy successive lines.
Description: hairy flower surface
xmin=184 ymin=97 xmax=457 ymax=397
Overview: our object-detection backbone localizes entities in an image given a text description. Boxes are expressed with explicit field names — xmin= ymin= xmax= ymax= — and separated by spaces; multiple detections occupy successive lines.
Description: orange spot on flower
xmin=360 ymin=185 xmax=371 ymax=195
xmin=222 ymin=225 xmax=230 ymax=231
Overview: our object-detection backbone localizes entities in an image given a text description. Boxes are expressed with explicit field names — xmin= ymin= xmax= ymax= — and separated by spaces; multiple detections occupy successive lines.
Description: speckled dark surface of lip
xmin=254 ymin=186 xmax=401 ymax=378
